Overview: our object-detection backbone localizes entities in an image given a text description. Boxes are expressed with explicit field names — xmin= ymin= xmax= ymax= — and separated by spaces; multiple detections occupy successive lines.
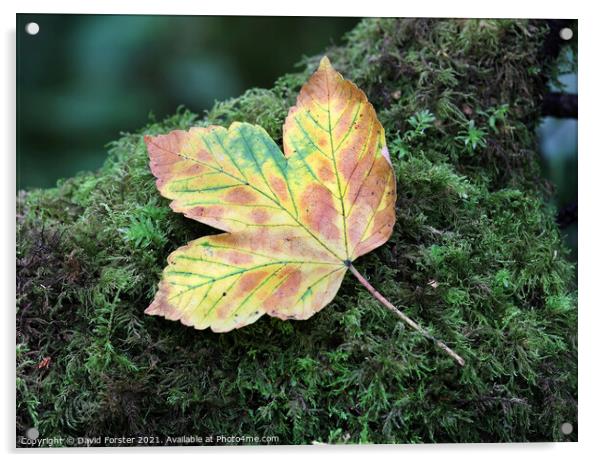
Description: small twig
xmin=349 ymin=264 xmax=465 ymax=366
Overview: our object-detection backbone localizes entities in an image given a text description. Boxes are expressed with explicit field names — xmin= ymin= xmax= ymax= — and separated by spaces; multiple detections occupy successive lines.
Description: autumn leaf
xmin=145 ymin=57 xmax=464 ymax=365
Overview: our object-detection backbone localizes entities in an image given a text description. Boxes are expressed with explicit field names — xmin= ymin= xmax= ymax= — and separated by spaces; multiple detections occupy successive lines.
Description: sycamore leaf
xmin=144 ymin=56 xmax=396 ymax=332
xmin=143 ymin=57 xmax=465 ymax=366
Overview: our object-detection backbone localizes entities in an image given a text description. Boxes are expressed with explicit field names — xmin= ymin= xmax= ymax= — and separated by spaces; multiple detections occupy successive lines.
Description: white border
xmin=0 ymin=0 xmax=585 ymax=18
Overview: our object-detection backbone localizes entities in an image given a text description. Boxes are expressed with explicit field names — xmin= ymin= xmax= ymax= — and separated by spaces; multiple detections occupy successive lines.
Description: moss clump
xmin=17 ymin=18 xmax=576 ymax=444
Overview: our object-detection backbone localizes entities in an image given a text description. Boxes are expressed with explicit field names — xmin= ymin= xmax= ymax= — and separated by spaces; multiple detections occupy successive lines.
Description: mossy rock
xmin=17 ymin=18 xmax=577 ymax=444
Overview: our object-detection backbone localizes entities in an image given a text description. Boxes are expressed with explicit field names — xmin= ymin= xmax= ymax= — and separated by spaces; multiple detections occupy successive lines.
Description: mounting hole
xmin=559 ymin=27 xmax=573 ymax=41
xmin=25 ymin=22 xmax=40 ymax=35
xmin=561 ymin=422 xmax=573 ymax=435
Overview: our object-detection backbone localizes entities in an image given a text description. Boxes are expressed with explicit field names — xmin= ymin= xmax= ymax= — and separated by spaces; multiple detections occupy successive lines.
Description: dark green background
xmin=17 ymin=14 xmax=358 ymax=189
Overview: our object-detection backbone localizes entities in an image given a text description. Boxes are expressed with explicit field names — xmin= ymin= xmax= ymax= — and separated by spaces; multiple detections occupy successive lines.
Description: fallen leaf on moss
xmin=145 ymin=56 xmax=395 ymax=331
xmin=145 ymin=56 xmax=464 ymax=365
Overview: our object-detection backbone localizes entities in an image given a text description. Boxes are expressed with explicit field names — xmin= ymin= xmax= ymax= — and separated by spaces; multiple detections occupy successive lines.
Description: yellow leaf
xmin=145 ymin=56 xmax=396 ymax=332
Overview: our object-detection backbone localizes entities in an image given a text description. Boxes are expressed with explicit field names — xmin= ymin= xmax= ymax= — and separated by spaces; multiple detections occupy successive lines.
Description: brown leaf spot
xmin=264 ymin=267 xmax=302 ymax=311
xmin=333 ymin=107 xmax=354 ymax=139
xmin=317 ymin=161 xmax=335 ymax=182
xmin=225 ymin=187 xmax=256 ymax=205
xmin=191 ymin=206 xmax=206 ymax=217
xmin=270 ymin=176 xmax=289 ymax=202
xmin=251 ymin=208 xmax=269 ymax=224
xmin=234 ymin=270 xmax=269 ymax=298
xmin=192 ymin=205 xmax=224 ymax=219
xmin=223 ymin=250 xmax=253 ymax=265
xmin=307 ymin=72 xmax=328 ymax=101
xmin=181 ymin=163 xmax=204 ymax=177
xmin=276 ymin=268 xmax=302 ymax=297
xmin=301 ymin=184 xmax=340 ymax=241
xmin=339 ymin=146 xmax=359 ymax=181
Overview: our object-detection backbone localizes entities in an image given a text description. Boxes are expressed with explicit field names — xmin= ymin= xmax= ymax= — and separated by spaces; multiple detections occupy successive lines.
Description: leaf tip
xmin=145 ymin=281 xmax=179 ymax=321
xmin=318 ymin=55 xmax=333 ymax=71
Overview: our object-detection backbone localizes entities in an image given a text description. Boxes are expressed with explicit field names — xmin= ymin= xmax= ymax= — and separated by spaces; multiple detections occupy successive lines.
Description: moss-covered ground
xmin=16 ymin=18 xmax=577 ymax=444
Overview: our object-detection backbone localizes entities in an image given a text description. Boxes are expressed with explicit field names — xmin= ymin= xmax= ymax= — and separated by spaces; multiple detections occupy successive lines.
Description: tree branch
xmin=542 ymin=92 xmax=578 ymax=119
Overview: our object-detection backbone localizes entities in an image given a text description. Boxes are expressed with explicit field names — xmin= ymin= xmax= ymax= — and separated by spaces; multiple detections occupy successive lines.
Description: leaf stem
xmin=349 ymin=264 xmax=465 ymax=367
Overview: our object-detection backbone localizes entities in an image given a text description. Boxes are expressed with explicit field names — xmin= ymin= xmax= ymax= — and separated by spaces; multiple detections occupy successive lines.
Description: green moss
xmin=17 ymin=18 xmax=576 ymax=445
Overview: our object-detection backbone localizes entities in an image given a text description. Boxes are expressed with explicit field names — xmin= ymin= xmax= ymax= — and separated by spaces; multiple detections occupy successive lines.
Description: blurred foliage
xmin=537 ymin=48 xmax=578 ymax=262
xmin=17 ymin=14 xmax=358 ymax=188
xmin=17 ymin=18 xmax=576 ymax=445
